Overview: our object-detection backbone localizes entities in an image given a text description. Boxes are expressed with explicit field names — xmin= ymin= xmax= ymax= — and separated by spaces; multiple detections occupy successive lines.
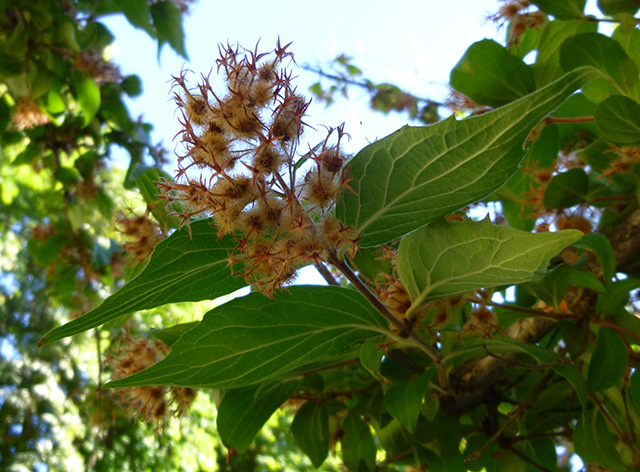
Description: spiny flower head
xmin=12 ymin=97 xmax=50 ymax=130
xmin=116 ymin=212 xmax=166 ymax=262
xmin=106 ymin=336 xmax=196 ymax=431
xmin=160 ymin=41 xmax=357 ymax=296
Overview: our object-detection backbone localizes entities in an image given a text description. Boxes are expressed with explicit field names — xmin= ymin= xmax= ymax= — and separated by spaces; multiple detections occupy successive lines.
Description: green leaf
xmin=74 ymin=151 xmax=97 ymax=178
xmin=383 ymin=370 xmax=432 ymax=432
xmin=516 ymin=438 xmax=557 ymax=472
xmin=131 ymin=164 xmax=181 ymax=229
xmin=150 ymin=1 xmax=188 ymax=59
xmin=121 ymin=74 xmax=143 ymax=97
xmin=551 ymin=93 xmax=599 ymax=146
xmin=114 ymin=0 xmax=153 ymax=35
xmin=12 ymin=143 xmax=41 ymax=166
xmin=377 ymin=419 xmax=415 ymax=461
xmin=349 ymin=247 xmax=392 ymax=281
xmin=101 ymin=286 xmax=389 ymax=390
xmin=74 ymin=75 xmax=101 ymax=127
xmin=542 ymin=168 xmax=589 ymax=208
xmin=450 ymin=39 xmax=536 ymax=107
xmin=0 ymin=51 xmax=25 ymax=78
xmin=611 ymin=311 xmax=640 ymax=345
xmin=531 ymin=0 xmax=586 ymax=19
xmin=533 ymin=20 xmax=598 ymax=86
xmin=396 ymin=218 xmax=582 ymax=312
xmin=457 ymin=336 xmax=588 ymax=409
xmin=341 ymin=412 xmax=377 ymax=472
xmin=149 ymin=321 xmax=199 ymax=347
xmin=291 ymin=401 xmax=331 ymax=468
xmin=524 ymin=265 xmax=573 ymax=309
xmin=574 ymin=409 xmax=627 ymax=470
xmin=596 ymin=277 xmax=640 ymax=314
xmin=573 ymin=232 xmax=616 ymax=284
xmin=77 ymin=21 xmax=115 ymax=49
xmin=595 ymin=95 xmax=640 ymax=144
xmin=359 ymin=340 xmax=385 ymax=379
xmin=587 ymin=326 xmax=628 ymax=392
xmin=552 ymin=364 xmax=588 ymax=410
xmin=217 ymin=380 xmax=300 ymax=452
xmin=560 ymin=33 xmax=638 ymax=96
xmin=336 ymin=67 xmax=598 ymax=248
xmin=92 ymin=237 xmax=120 ymax=270
xmin=568 ymin=269 xmax=606 ymax=293
xmin=598 ymin=0 xmax=640 ymax=15
xmin=39 ymin=220 xmax=244 ymax=345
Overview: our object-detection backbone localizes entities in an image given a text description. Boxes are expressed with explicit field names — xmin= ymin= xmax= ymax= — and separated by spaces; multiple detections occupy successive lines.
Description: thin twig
xmin=303 ymin=65 xmax=442 ymax=106
xmin=543 ymin=116 xmax=594 ymax=123
xmin=467 ymin=371 xmax=554 ymax=461
xmin=487 ymin=301 xmax=573 ymax=320
xmin=328 ymin=250 xmax=411 ymax=336
xmin=314 ymin=261 xmax=340 ymax=285
xmin=298 ymin=358 xmax=359 ymax=377
xmin=507 ymin=445 xmax=553 ymax=472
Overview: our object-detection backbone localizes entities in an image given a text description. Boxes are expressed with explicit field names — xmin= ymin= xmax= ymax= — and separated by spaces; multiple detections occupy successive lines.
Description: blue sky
xmin=105 ymin=0 xmax=503 ymax=157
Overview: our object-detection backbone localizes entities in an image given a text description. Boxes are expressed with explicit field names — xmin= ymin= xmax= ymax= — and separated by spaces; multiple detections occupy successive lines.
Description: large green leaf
xmin=341 ymin=412 xmax=377 ymax=472
xmin=291 ymin=401 xmax=331 ymax=468
xmin=573 ymin=232 xmax=616 ymax=284
xmin=574 ymin=410 xmax=627 ymax=470
xmin=595 ymin=95 xmax=640 ymax=143
xmin=531 ymin=0 xmax=586 ymax=19
xmin=560 ymin=33 xmax=639 ymax=97
xmin=450 ymin=39 xmax=536 ymax=107
xmin=542 ymin=168 xmax=589 ymax=209
xmin=74 ymin=75 xmax=101 ymax=127
xmin=149 ymin=321 xmax=199 ymax=347
xmin=217 ymin=380 xmax=300 ymax=452
xmin=397 ymin=218 xmax=582 ymax=312
xmin=39 ymin=220 xmax=244 ymax=345
xmin=587 ymin=326 xmax=628 ymax=392
xmin=150 ymin=1 xmax=188 ymax=59
xmin=101 ymin=286 xmax=390 ymax=390
xmin=533 ymin=20 xmax=597 ymax=86
xmin=336 ymin=67 xmax=598 ymax=248
xmin=114 ymin=0 xmax=154 ymax=35
xmin=598 ymin=0 xmax=640 ymax=14
xmin=383 ymin=370 xmax=432 ymax=433
xmin=130 ymin=164 xmax=181 ymax=229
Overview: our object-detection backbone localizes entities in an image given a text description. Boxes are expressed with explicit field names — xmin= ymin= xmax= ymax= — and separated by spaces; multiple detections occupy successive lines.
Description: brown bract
xmin=159 ymin=41 xmax=358 ymax=296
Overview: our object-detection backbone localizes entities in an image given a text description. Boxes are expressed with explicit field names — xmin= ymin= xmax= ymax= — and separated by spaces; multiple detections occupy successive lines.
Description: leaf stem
xmin=543 ymin=115 xmax=594 ymax=123
xmin=314 ymin=261 xmax=340 ymax=285
xmin=486 ymin=301 xmax=573 ymax=320
xmin=328 ymin=250 xmax=449 ymax=389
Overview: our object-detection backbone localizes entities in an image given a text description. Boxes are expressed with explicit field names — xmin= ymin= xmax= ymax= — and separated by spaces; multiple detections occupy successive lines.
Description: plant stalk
xmin=328 ymin=250 xmax=449 ymax=389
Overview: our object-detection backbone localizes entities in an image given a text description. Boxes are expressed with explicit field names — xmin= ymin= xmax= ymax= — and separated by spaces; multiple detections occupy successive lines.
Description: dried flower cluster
xmin=106 ymin=336 xmax=196 ymax=429
xmin=116 ymin=212 xmax=166 ymax=262
xmin=12 ymin=97 xmax=50 ymax=130
xmin=488 ymin=0 xmax=547 ymax=47
xmin=75 ymin=49 xmax=122 ymax=86
xmin=159 ymin=42 xmax=357 ymax=295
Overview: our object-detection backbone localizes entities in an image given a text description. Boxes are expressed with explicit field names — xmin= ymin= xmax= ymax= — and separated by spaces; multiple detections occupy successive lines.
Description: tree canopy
xmin=2 ymin=1 xmax=640 ymax=471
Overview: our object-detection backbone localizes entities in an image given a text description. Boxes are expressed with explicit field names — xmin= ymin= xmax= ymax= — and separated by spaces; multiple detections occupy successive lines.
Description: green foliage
xmin=397 ymin=217 xmax=582 ymax=310
xmin=102 ymin=286 xmax=389 ymax=390
xmin=40 ymin=220 xmax=244 ymax=344
xmin=337 ymin=66 xmax=597 ymax=247
xmin=450 ymin=39 xmax=536 ymax=107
